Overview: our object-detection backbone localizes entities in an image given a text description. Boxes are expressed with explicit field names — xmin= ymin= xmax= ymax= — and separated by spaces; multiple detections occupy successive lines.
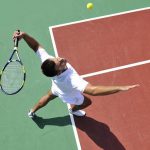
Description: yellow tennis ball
xmin=87 ymin=3 xmax=93 ymax=10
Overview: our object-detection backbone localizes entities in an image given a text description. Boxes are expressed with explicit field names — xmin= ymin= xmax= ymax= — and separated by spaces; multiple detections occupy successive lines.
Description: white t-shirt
xmin=36 ymin=48 xmax=88 ymax=105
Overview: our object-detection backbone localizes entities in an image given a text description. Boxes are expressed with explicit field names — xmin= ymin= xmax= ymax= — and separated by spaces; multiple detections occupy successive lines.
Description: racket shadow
xmin=32 ymin=115 xmax=71 ymax=129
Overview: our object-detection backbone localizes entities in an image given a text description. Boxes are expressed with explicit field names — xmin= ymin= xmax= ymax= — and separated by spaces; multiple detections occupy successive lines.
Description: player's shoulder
xmin=66 ymin=63 xmax=78 ymax=73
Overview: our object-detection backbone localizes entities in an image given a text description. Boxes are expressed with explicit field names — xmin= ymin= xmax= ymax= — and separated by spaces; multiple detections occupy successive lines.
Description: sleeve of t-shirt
xmin=36 ymin=47 xmax=54 ymax=63
xmin=66 ymin=63 xmax=78 ymax=74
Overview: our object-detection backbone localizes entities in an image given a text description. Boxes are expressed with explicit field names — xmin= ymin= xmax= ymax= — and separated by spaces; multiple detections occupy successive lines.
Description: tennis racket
xmin=0 ymin=32 xmax=26 ymax=95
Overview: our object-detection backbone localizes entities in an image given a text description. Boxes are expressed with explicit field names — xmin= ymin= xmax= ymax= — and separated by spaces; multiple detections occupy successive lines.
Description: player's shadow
xmin=32 ymin=115 xmax=71 ymax=129
xmin=74 ymin=116 xmax=126 ymax=150
xmin=32 ymin=115 xmax=125 ymax=150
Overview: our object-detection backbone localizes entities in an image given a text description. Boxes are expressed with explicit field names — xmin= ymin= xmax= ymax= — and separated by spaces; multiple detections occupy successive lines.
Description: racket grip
xmin=14 ymin=30 xmax=20 ymax=47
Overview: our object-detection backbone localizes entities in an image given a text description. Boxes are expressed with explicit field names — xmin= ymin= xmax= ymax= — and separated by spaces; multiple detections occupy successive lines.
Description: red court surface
xmin=75 ymin=63 xmax=150 ymax=150
xmin=52 ymin=9 xmax=150 ymax=75
xmin=50 ymin=8 xmax=150 ymax=150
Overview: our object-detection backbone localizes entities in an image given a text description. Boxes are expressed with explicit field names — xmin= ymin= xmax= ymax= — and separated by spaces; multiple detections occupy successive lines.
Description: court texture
xmin=0 ymin=1 xmax=150 ymax=150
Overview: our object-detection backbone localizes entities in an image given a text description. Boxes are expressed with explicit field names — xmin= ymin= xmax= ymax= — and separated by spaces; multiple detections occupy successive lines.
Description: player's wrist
xmin=22 ymin=32 xmax=26 ymax=38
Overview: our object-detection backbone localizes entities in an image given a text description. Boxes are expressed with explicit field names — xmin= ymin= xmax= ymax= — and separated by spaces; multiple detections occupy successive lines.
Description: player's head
xmin=41 ymin=59 xmax=57 ymax=77
xmin=41 ymin=57 xmax=67 ymax=77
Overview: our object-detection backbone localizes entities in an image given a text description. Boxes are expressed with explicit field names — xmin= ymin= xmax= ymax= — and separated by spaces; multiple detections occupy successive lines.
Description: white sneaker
xmin=28 ymin=110 xmax=35 ymax=118
xmin=69 ymin=109 xmax=86 ymax=117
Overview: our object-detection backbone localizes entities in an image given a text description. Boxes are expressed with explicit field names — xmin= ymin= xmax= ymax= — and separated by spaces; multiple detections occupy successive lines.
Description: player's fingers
xmin=134 ymin=84 xmax=140 ymax=87
xmin=13 ymin=31 xmax=22 ymax=41
xmin=12 ymin=31 xmax=18 ymax=39
xmin=12 ymin=35 xmax=18 ymax=42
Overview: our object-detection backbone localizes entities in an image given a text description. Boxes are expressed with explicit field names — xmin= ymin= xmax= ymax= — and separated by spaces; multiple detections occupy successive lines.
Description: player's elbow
xmin=84 ymin=85 xmax=98 ymax=96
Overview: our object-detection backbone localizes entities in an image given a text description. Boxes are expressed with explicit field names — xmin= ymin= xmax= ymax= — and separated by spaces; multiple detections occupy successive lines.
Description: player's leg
xmin=69 ymin=95 xmax=92 ymax=117
xmin=71 ymin=95 xmax=92 ymax=111
xmin=28 ymin=90 xmax=57 ymax=118
xmin=83 ymin=83 xmax=139 ymax=96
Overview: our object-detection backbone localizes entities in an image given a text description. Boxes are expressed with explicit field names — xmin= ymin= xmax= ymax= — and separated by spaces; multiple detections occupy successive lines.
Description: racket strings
xmin=1 ymin=61 xmax=25 ymax=94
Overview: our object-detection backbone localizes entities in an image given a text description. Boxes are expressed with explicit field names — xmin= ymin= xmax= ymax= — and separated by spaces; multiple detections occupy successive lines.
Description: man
xmin=13 ymin=31 xmax=139 ymax=118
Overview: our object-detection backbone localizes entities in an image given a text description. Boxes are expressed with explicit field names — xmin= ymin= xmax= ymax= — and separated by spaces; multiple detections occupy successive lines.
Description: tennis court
xmin=50 ymin=8 xmax=150 ymax=150
xmin=0 ymin=1 xmax=150 ymax=150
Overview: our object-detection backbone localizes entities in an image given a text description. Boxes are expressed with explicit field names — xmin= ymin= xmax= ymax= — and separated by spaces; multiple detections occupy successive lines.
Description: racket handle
xmin=14 ymin=30 xmax=20 ymax=47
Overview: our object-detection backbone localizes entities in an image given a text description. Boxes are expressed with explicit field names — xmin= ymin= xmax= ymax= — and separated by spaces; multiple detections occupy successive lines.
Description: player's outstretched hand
xmin=121 ymin=84 xmax=140 ymax=91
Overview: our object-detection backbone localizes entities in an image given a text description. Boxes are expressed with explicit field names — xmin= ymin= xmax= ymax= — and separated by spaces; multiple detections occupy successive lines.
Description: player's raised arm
xmin=13 ymin=31 xmax=42 ymax=52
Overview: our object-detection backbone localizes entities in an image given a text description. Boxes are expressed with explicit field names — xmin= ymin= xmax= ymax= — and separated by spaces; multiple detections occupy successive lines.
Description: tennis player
xmin=13 ymin=31 xmax=139 ymax=117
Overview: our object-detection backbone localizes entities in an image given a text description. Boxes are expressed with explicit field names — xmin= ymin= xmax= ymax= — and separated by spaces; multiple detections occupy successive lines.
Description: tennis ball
xmin=87 ymin=3 xmax=93 ymax=10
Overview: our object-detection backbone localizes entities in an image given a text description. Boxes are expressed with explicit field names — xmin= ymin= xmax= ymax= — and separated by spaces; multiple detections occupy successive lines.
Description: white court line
xmin=67 ymin=104 xmax=82 ymax=150
xmin=49 ymin=7 xmax=150 ymax=30
xmin=49 ymin=7 xmax=150 ymax=150
xmin=81 ymin=60 xmax=150 ymax=78
xmin=49 ymin=28 xmax=82 ymax=150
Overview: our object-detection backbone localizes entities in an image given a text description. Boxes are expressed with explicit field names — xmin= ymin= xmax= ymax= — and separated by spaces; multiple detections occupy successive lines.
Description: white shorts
xmin=52 ymin=90 xmax=85 ymax=105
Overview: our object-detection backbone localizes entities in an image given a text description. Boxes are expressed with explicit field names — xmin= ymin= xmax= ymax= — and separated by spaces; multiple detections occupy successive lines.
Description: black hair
xmin=41 ymin=59 xmax=58 ymax=77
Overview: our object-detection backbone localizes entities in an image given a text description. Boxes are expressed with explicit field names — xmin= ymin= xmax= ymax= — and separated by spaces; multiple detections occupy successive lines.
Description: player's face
xmin=53 ymin=57 xmax=67 ymax=73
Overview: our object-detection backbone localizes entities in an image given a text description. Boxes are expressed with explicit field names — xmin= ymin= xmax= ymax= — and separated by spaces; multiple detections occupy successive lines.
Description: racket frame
xmin=0 ymin=37 xmax=26 ymax=95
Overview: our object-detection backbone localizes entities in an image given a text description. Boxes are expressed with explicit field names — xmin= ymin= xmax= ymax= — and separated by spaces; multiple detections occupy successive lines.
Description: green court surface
xmin=0 ymin=0 xmax=150 ymax=150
